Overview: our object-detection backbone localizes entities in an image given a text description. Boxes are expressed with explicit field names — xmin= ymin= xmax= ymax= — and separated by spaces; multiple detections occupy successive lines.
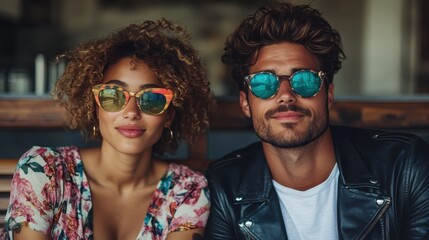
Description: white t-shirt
xmin=273 ymin=164 xmax=339 ymax=240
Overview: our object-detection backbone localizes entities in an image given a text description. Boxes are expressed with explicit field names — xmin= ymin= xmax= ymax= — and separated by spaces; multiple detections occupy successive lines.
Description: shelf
xmin=0 ymin=98 xmax=66 ymax=128
xmin=0 ymin=98 xmax=429 ymax=129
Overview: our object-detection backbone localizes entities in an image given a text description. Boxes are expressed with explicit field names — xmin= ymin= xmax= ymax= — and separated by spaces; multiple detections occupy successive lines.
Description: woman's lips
xmin=116 ymin=126 xmax=146 ymax=138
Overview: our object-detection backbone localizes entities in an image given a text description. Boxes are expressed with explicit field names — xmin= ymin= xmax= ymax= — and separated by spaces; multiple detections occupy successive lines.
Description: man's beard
xmin=252 ymin=103 xmax=329 ymax=148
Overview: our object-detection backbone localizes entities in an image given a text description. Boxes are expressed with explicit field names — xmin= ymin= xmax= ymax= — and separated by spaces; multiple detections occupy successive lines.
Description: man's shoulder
xmin=332 ymin=125 xmax=429 ymax=172
xmin=331 ymin=125 xmax=428 ymax=146
xmin=205 ymin=141 xmax=263 ymax=179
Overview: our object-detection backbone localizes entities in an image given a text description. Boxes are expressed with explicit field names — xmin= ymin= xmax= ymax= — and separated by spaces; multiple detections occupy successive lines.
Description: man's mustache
xmin=265 ymin=104 xmax=311 ymax=118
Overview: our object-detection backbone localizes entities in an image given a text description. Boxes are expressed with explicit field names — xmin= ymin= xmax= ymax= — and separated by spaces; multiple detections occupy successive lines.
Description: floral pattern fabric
xmin=0 ymin=146 xmax=209 ymax=240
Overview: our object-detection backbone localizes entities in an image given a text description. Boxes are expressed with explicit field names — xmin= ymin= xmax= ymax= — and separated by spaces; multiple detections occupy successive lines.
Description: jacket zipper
xmin=378 ymin=211 xmax=390 ymax=240
xmin=359 ymin=197 xmax=391 ymax=239
xmin=239 ymin=223 xmax=259 ymax=240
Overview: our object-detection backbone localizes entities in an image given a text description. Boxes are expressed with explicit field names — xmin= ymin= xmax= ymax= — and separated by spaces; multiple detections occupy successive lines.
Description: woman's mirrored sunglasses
xmin=92 ymin=84 xmax=174 ymax=115
xmin=244 ymin=69 xmax=326 ymax=99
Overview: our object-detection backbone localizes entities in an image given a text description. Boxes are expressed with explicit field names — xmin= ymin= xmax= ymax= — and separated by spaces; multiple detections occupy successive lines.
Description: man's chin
xmin=262 ymin=138 xmax=313 ymax=149
xmin=258 ymin=123 xmax=329 ymax=149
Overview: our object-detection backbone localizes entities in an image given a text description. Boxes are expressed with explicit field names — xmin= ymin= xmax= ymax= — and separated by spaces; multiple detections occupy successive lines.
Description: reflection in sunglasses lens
xmin=290 ymin=71 xmax=321 ymax=98
xmin=250 ymin=73 xmax=278 ymax=99
xmin=140 ymin=92 xmax=167 ymax=114
xmin=100 ymin=89 xmax=126 ymax=111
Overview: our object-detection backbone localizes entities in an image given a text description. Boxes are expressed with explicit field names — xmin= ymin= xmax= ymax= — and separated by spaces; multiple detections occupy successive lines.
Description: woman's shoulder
xmin=157 ymin=163 xmax=209 ymax=212
xmin=167 ymin=163 xmax=207 ymax=187
xmin=17 ymin=145 xmax=80 ymax=171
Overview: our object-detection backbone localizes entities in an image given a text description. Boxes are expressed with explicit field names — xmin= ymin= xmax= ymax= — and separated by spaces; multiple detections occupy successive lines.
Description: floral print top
xmin=0 ymin=146 xmax=210 ymax=240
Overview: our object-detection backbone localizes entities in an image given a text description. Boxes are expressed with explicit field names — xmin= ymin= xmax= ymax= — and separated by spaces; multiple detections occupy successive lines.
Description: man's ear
xmin=327 ymin=83 xmax=334 ymax=109
xmin=239 ymin=91 xmax=251 ymax=118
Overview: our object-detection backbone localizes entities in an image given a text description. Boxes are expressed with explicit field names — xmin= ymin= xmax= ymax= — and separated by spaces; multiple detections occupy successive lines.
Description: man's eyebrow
xmin=254 ymin=67 xmax=314 ymax=76
xmin=291 ymin=67 xmax=312 ymax=73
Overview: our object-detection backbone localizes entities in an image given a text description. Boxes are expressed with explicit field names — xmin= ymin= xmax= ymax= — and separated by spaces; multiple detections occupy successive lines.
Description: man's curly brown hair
xmin=221 ymin=2 xmax=346 ymax=92
xmin=52 ymin=18 xmax=214 ymax=155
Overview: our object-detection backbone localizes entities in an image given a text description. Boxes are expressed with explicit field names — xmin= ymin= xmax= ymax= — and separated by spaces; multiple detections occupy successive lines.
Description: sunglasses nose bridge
xmin=121 ymin=90 xmax=142 ymax=112
xmin=277 ymin=75 xmax=291 ymax=87
xmin=277 ymin=75 xmax=294 ymax=92
xmin=276 ymin=75 xmax=298 ymax=101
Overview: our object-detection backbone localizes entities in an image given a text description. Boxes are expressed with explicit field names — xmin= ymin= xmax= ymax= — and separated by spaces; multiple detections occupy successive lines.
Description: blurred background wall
xmin=0 ymin=0 xmax=428 ymax=97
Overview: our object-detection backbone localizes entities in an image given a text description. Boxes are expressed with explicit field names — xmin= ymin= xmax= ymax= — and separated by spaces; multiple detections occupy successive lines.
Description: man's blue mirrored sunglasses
xmin=244 ymin=69 xmax=326 ymax=99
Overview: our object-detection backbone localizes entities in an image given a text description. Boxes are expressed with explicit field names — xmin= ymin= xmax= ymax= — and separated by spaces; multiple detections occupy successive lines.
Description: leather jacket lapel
xmin=333 ymin=127 xmax=391 ymax=239
xmin=337 ymin=185 xmax=391 ymax=240
xmin=235 ymin=198 xmax=288 ymax=240
xmin=233 ymin=144 xmax=288 ymax=239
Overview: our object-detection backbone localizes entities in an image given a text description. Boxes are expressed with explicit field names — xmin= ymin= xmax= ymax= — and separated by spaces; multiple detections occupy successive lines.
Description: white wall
xmin=361 ymin=0 xmax=403 ymax=95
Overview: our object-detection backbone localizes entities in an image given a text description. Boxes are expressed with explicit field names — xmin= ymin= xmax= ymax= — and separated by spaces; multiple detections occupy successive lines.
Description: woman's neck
xmin=80 ymin=144 xmax=160 ymax=195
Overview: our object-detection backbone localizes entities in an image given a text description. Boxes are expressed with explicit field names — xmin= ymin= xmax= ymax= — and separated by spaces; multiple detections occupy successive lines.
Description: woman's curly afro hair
xmin=52 ymin=18 xmax=214 ymax=155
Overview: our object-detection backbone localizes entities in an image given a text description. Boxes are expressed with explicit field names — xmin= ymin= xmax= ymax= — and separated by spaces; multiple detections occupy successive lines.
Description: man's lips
xmin=271 ymin=111 xmax=305 ymax=121
xmin=116 ymin=126 xmax=146 ymax=138
xmin=266 ymin=104 xmax=310 ymax=122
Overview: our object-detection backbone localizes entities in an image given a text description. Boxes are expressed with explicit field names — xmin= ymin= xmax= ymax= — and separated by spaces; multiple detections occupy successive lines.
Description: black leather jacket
xmin=204 ymin=126 xmax=429 ymax=240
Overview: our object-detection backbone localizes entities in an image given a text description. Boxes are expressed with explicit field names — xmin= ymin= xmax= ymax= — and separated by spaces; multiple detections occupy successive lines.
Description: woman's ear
xmin=165 ymin=109 xmax=176 ymax=127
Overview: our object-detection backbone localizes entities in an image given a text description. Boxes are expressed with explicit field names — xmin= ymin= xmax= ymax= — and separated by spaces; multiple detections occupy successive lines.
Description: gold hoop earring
xmin=162 ymin=127 xmax=173 ymax=144
xmin=93 ymin=125 xmax=97 ymax=136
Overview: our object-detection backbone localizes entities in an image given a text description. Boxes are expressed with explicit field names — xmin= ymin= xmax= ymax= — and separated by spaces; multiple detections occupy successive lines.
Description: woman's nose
xmin=122 ymin=96 xmax=141 ymax=120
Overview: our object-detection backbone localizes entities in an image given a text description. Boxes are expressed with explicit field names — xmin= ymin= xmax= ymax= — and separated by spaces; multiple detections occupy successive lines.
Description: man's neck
xmin=263 ymin=129 xmax=336 ymax=191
